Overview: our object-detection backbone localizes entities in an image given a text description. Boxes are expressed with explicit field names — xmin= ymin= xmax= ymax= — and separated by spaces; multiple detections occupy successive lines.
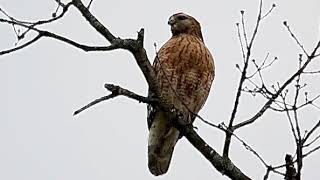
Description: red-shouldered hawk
xmin=147 ymin=12 xmax=215 ymax=176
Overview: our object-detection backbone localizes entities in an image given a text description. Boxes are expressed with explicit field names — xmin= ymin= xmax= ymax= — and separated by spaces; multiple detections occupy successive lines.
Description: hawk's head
xmin=168 ymin=12 xmax=203 ymax=41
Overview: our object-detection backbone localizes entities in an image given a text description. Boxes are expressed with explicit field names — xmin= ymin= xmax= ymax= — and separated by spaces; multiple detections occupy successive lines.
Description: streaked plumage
xmin=147 ymin=12 xmax=215 ymax=176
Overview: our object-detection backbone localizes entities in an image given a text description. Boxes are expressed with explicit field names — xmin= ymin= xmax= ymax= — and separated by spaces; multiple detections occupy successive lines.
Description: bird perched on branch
xmin=147 ymin=12 xmax=215 ymax=176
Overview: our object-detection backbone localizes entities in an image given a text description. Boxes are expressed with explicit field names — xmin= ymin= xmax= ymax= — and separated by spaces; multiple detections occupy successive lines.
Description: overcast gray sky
xmin=0 ymin=0 xmax=319 ymax=179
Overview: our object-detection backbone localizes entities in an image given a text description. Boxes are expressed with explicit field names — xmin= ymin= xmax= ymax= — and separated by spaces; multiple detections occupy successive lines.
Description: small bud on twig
xmin=283 ymin=21 xmax=287 ymax=26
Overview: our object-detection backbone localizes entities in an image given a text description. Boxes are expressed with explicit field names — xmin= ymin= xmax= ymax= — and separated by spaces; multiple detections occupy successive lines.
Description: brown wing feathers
xmin=147 ymin=13 xmax=215 ymax=176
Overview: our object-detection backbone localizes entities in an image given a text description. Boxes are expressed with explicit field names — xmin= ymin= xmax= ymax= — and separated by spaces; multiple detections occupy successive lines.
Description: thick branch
xmin=72 ymin=0 xmax=159 ymax=97
xmin=104 ymin=84 xmax=157 ymax=104
xmin=74 ymin=83 xmax=252 ymax=179
xmin=72 ymin=0 xmax=116 ymax=42
xmin=165 ymin=108 xmax=251 ymax=180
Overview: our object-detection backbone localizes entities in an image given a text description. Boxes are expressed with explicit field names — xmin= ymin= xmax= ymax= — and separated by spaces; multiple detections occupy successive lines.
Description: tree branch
xmin=0 ymin=34 xmax=42 ymax=55
xmin=283 ymin=21 xmax=309 ymax=57
xmin=72 ymin=0 xmax=159 ymax=97
xmin=233 ymin=39 xmax=320 ymax=130
xmin=71 ymin=0 xmax=116 ymax=42
xmin=0 ymin=22 xmax=118 ymax=54
xmin=0 ymin=1 xmax=72 ymax=40
xmin=73 ymin=84 xmax=156 ymax=115
xmin=73 ymin=93 xmax=118 ymax=116
xmin=303 ymin=120 xmax=320 ymax=144
xmin=223 ymin=0 xmax=271 ymax=157
xmin=166 ymin=111 xmax=251 ymax=180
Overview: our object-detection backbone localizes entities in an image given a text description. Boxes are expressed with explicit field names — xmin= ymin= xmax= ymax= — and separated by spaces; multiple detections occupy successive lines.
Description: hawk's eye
xmin=177 ymin=16 xmax=187 ymax=20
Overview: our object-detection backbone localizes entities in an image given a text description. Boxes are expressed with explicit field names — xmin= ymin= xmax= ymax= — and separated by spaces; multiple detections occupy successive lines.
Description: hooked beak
xmin=168 ymin=17 xmax=175 ymax=26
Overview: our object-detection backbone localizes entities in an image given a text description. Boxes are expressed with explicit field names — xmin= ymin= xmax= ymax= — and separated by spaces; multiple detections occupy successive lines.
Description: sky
xmin=0 ymin=0 xmax=319 ymax=180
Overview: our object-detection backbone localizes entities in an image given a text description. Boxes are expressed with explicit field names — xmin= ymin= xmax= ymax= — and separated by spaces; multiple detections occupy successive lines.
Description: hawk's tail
xmin=147 ymin=111 xmax=180 ymax=176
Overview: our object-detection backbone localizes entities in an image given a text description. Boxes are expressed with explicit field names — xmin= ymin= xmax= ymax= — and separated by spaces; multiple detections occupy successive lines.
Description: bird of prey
xmin=147 ymin=12 xmax=215 ymax=176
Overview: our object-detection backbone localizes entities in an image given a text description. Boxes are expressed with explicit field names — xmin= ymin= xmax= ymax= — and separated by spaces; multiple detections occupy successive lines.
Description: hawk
xmin=147 ymin=12 xmax=215 ymax=176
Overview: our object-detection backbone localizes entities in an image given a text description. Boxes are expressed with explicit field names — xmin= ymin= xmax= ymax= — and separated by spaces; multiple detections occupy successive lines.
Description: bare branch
xmin=263 ymin=167 xmax=271 ymax=180
xmin=248 ymin=0 xmax=263 ymax=49
xmin=223 ymin=0 xmax=274 ymax=157
xmin=168 ymin=112 xmax=251 ymax=180
xmin=74 ymin=84 xmax=156 ymax=116
xmin=0 ymin=34 xmax=42 ymax=55
xmin=261 ymin=4 xmax=276 ymax=20
xmin=247 ymin=54 xmax=278 ymax=79
xmin=303 ymin=120 xmax=320 ymax=144
xmin=233 ymin=52 xmax=319 ymax=130
xmin=0 ymin=20 xmax=118 ymax=55
xmin=87 ymin=0 xmax=94 ymax=9
xmin=72 ymin=0 xmax=116 ymax=42
xmin=54 ymin=0 xmax=68 ymax=8
xmin=303 ymin=145 xmax=320 ymax=158
xmin=236 ymin=23 xmax=246 ymax=63
xmin=281 ymin=94 xmax=299 ymax=141
xmin=73 ymin=93 xmax=118 ymax=116
xmin=310 ymin=39 xmax=320 ymax=57
xmin=293 ymin=61 xmax=303 ymax=142
xmin=104 ymin=84 xmax=157 ymax=104
xmin=240 ymin=10 xmax=249 ymax=48
xmin=0 ymin=2 xmax=72 ymax=39
xmin=304 ymin=134 xmax=320 ymax=148
xmin=0 ymin=5 xmax=124 ymax=55
xmin=303 ymin=70 xmax=320 ymax=74
xmin=283 ymin=21 xmax=309 ymax=57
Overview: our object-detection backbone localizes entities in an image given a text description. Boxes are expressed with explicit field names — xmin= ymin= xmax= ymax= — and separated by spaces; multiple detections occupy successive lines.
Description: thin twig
xmin=303 ymin=70 xmax=320 ymax=74
xmin=240 ymin=10 xmax=249 ymax=48
xmin=303 ymin=120 xmax=320 ymax=144
xmin=0 ymin=34 xmax=41 ymax=55
xmin=233 ymin=51 xmax=319 ymax=130
xmin=236 ymin=23 xmax=246 ymax=63
xmin=0 ymin=2 xmax=73 ymax=40
xmin=304 ymin=134 xmax=320 ymax=148
xmin=261 ymin=4 xmax=276 ymax=20
xmin=303 ymin=145 xmax=320 ymax=158
xmin=281 ymin=94 xmax=299 ymax=141
xmin=87 ymin=0 xmax=94 ymax=9
xmin=283 ymin=21 xmax=309 ymax=57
